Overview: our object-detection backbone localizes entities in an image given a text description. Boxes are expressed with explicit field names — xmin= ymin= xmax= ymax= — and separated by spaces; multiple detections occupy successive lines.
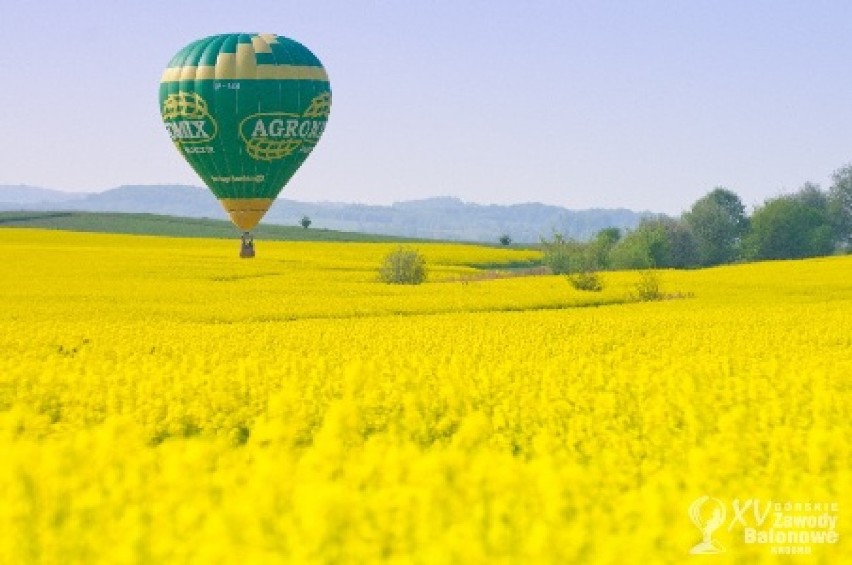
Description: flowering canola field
xmin=1 ymin=228 xmax=850 ymax=564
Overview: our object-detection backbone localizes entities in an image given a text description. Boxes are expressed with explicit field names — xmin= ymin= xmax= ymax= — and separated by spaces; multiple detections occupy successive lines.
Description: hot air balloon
xmin=159 ymin=33 xmax=331 ymax=257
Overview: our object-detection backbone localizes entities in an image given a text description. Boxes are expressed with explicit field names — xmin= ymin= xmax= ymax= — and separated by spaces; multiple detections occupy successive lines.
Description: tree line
xmin=541 ymin=163 xmax=852 ymax=273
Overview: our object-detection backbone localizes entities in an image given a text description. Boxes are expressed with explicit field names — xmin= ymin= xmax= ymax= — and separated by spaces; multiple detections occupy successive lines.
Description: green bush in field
xmin=568 ymin=271 xmax=604 ymax=292
xmin=379 ymin=247 xmax=427 ymax=285
xmin=632 ymin=270 xmax=663 ymax=301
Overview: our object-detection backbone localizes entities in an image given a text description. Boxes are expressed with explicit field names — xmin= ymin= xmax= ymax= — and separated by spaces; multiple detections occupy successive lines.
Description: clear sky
xmin=1 ymin=1 xmax=851 ymax=214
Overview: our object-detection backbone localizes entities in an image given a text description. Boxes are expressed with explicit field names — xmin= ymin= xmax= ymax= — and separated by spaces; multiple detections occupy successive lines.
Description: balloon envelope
xmin=159 ymin=33 xmax=331 ymax=231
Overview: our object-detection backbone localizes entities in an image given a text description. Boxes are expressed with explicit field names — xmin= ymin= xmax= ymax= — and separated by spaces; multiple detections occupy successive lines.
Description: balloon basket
xmin=240 ymin=232 xmax=255 ymax=259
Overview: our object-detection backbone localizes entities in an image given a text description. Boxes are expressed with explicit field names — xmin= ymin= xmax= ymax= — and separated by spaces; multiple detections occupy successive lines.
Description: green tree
xmin=539 ymin=232 xmax=605 ymax=290
xmin=609 ymin=222 xmax=659 ymax=270
xmin=682 ymin=187 xmax=748 ymax=266
xmin=300 ymin=215 xmax=312 ymax=229
xmin=659 ymin=218 xmax=699 ymax=268
xmin=828 ymin=164 xmax=852 ymax=248
xmin=742 ymin=185 xmax=835 ymax=260
xmin=540 ymin=233 xmax=593 ymax=275
xmin=609 ymin=217 xmax=697 ymax=269
xmin=590 ymin=227 xmax=621 ymax=269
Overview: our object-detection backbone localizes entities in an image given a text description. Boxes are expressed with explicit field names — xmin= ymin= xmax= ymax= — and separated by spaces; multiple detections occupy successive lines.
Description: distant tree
xmin=539 ymin=232 xmax=605 ymax=290
xmin=682 ymin=187 xmax=748 ymax=266
xmin=499 ymin=234 xmax=512 ymax=246
xmin=540 ymin=233 xmax=594 ymax=275
xmin=609 ymin=222 xmax=658 ymax=270
xmin=742 ymin=185 xmax=835 ymax=260
xmin=300 ymin=215 xmax=312 ymax=229
xmin=590 ymin=227 xmax=621 ymax=269
xmin=828 ymin=164 xmax=852 ymax=248
xmin=661 ymin=218 xmax=700 ymax=268
xmin=795 ymin=182 xmax=828 ymax=207
xmin=609 ymin=217 xmax=698 ymax=270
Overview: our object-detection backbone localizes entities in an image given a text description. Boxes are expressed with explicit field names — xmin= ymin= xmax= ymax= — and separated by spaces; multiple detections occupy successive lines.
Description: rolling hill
xmin=0 ymin=184 xmax=654 ymax=243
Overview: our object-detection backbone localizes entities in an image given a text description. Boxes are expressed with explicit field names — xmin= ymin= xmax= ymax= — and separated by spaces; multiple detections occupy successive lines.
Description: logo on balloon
xmin=239 ymin=92 xmax=331 ymax=161
xmin=161 ymin=92 xmax=219 ymax=145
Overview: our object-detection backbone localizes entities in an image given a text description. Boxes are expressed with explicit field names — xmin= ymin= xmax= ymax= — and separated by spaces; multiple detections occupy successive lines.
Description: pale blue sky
xmin=1 ymin=1 xmax=851 ymax=214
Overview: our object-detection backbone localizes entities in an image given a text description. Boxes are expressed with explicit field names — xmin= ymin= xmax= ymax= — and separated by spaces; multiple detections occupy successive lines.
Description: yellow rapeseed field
xmin=0 ymin=228 xmax=849 ymax=564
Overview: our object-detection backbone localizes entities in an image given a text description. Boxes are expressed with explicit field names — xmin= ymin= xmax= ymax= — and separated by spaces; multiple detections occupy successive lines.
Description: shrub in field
xmin=541 ymin=232 xmax=604 ymax=291
xmin=568 ymin=271 xmax=604 ymax=291
xmin=632 ymin=270 xmax=663 ymax=301
xmin=379 ymin=246 xmax=427 ymax=284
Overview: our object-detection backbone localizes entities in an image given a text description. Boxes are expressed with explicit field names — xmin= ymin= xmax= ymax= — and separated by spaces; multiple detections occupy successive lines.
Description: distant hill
xmin=0 ymin=184 xmax=656 ymax=243
xmin=0 ymin=185 xmax=90 ymax=205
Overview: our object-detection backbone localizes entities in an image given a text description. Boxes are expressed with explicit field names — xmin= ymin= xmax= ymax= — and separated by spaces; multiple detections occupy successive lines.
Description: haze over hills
xmin=0 ymin=184 xmax=654 ymax=243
